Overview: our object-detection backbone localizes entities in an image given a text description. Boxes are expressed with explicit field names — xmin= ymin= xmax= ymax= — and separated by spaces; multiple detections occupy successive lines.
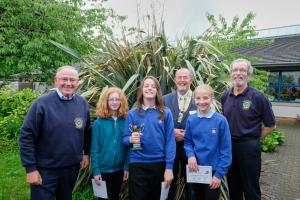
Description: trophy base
xmin=132 ymin=143 xmax=143 ymax=151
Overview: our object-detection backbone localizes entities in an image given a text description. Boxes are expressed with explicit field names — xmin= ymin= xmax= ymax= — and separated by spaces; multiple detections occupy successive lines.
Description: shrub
xmin=0 ymin=88 xmax=40 ymax=145
xmin=261 ymin=129 xmax=285 ymax=152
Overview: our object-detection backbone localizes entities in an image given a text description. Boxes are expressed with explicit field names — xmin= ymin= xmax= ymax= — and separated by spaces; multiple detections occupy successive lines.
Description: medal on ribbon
xmin=177 ymin=112 xmax=184 ymax=123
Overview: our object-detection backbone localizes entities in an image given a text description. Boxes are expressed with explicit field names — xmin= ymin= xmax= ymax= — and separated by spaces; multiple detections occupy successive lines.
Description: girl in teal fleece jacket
xmin=90 ymin=87 xmax=129 ymax=200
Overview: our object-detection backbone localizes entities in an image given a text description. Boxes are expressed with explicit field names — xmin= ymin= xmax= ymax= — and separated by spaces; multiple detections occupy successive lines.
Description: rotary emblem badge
xmin=74 ymin=118 xmax=83 ymax=129
xmin=242 ymin=100 xmax=251 ymax=110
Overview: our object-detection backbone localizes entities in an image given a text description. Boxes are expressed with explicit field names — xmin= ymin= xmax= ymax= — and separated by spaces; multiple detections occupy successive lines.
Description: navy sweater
xmin=122 ymin=107 xmax=176 ymax=169
xmin=19 ymin=91 xmax=91 ymax=173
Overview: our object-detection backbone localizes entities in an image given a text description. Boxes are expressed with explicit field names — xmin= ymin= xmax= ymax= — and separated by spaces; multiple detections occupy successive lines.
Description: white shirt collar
xmin=142 ymin=104 xmax=156 ymax=111
xmin=177 ymin=90 xmax=192 ymax=100
xmin=197 ymin=109 xmax=215 ymax=118
xmin=56 ymin=89 xmax=74 ymax=100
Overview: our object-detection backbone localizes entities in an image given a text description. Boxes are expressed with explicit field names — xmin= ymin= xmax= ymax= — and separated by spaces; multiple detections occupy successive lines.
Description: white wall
xmin=272 ymin=103 xmax=300 ymax=118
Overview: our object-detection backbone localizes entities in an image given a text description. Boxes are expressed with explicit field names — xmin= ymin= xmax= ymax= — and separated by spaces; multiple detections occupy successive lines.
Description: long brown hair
xmin=95 ymin=87 xmax=129 ymax=118
xmin=136 ymin=76 xmax=164 ymax=120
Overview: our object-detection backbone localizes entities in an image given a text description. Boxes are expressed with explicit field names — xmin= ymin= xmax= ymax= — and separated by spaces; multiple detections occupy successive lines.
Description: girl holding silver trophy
xmin=122 ymin=76 xmax=176 ymax=200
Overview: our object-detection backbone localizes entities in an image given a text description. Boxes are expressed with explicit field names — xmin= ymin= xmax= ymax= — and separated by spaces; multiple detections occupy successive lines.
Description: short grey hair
xmin=55 ymin=66 xmax=79 ymax=77
xmin=230 ymin=58 xmax=253 ymax=76
xmin=175 ymin=68 xmax=193 ymax=78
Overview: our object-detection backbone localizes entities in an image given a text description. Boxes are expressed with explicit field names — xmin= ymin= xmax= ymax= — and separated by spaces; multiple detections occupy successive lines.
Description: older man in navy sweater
xmin=19 ymin=66 xmax=91 ymax=200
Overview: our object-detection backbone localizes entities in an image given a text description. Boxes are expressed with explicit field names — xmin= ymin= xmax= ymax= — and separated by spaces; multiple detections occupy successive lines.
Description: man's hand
xmin=164 ymin=169 xmax=174 ymax=187
xmin=174 ymin=128 xmax=185 ymax=142
xmin=210 ymin=176 xmax=221 ymax=189
xmin=81 ymin=155 xmax=89 ymax=169
xmin=123 ymin=171 xmax=129 ymax=181
xmin=260 ymin=126 xmax=275 ymax=139
xmin=26 ymin=170 xmax=42 ymax=185
xmin=188 ymin=156 xmax=198 ymax=172
xmin=94 ymin=175 xmax=102 ymax=185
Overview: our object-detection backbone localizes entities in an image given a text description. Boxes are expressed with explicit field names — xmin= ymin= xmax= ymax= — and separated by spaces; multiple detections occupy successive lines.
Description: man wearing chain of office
xmin=163 ymin=68 xmax=197 ymax=200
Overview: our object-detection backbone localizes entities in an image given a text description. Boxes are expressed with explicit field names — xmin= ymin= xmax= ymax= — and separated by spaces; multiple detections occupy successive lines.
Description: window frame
xmin=267 ymin=71 xmax=300 ymax=103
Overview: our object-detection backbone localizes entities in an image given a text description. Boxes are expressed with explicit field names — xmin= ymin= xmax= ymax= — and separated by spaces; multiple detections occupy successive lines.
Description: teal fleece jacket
xmin=90 ymin=118 xmax=129 ymax=176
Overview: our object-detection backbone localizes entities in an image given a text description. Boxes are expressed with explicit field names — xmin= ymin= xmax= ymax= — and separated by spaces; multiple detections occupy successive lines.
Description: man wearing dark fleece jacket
xmin=19 ymin=66 xmax=91 ymax=200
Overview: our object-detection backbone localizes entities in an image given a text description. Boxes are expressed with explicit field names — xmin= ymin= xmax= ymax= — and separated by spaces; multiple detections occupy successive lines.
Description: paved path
xmin=261 ymin=123 xmax=300 ymax=200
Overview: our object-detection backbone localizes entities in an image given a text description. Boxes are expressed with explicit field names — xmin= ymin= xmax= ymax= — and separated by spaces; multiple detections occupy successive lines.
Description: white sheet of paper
xmin=91 ymin=179 xmax=108 ymax=198
xmin=160 ymin=182 xmax=170 ymax=200
xmin=186 ymin=165 xmax=212 ymax=184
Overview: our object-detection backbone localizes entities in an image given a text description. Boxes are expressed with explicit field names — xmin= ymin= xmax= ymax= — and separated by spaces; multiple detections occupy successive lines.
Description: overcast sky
xmin=103 ymin=0 xmax=300 ymax=39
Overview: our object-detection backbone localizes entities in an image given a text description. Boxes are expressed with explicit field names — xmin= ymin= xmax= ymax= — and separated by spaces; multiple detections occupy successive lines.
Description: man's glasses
xmin=57 ymin=77 xmax=79 ymax=83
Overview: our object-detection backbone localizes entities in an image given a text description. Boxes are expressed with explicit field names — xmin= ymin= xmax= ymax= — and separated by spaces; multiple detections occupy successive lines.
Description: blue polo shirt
xmin=221 ymin=87 xmax=275 ymax=138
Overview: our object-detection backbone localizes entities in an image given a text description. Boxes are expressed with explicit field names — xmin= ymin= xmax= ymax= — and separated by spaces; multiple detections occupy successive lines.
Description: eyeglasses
xmin=175 ymin=76 xmax=190 ymax=81
xmin=108 ymin=98 xmax=121 ymax=102
xmin=57 ymin=77 xmax=79 ymax=83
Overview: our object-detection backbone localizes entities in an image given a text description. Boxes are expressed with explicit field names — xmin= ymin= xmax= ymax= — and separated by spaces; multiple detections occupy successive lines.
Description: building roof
xmin=232 ymin=25 xmax=300 ymax=71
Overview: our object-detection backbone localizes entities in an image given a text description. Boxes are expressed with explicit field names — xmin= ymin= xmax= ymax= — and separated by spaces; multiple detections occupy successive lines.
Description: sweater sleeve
xmin=90 ymin=120 xmax=101 ymax=176
xmin=122 ymin=111 xmax=133 ymax=147
xmin=83 ymin=107 xmax=91 ymax=155
xmin=19 ymin=101 xmax=41 ymax=173
xmin=214 ymin=117 xmax=232 ymax=179
xmin=183 ymin=117 xmax=195 ymax=158
xmin=123 ymin=147 xmax=130 ymax=172
xmin=164 ymin=110 xmax=176 ymax=170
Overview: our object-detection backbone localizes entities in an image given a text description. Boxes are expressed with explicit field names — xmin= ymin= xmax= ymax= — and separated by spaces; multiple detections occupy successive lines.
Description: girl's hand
xmin=188 ymin=156 xmax=198 ymax=172
xmin=130 ymin=132 xmax=140 ymax=144
xmin=210 ymin=176 xmax=221 ymax=189
xmin=123 ymin=171 xmax=129 ymax=181
xmin=94 ymin=175 xmax=102 ymax=185
xmin=164 ymin=169 xmax=174 ymax=187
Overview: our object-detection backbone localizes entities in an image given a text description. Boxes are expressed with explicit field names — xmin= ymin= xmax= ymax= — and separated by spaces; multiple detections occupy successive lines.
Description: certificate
xmin=186 ymin=165 xmax=212 ymax=184
xmin=160 ymin=182 xmax=170 ymax=200
xmin=91 ymin=179 xmax=108 ymax=198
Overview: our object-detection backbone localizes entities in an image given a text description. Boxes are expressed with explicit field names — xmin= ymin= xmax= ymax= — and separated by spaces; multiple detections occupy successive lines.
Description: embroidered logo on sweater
xmin=74 ymin=118 xmax=83 ymax=129
xmin=211 ymin=128 xmax=217 ymax=134
xmin=242 ymin=100 xmax=251 ymax=110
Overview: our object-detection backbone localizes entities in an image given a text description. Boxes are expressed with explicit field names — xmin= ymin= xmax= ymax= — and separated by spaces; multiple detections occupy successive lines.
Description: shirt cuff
xmin=213 ymin=171 xmax=223 ymax=180
xmin=26 ymin=165 xmax=37 ymax=173
xmin=166 ymin=162 xmax=173 ymax=170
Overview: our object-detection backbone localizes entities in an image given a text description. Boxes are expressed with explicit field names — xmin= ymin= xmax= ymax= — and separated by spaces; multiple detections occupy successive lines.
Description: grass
xmin=73 ymin=186 xmax=95 ymax=200
xmin=0 ymin=142 xmax=96 ymax=200
xmin=0 ymin=143 xmax=29 ymax=200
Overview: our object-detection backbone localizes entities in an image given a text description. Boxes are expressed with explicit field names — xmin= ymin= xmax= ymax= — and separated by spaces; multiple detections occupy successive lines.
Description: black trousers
xmin=228 ymin=138 xmax=261 ymax=200
xmin=192 ymin=183 xmax=220 ymax=200
xmin=98 ymin=170 xmax=124 ymax=200
xmin=167 ymin=142 xmax=193 ymax=200
xmin=129 ymin=162 xmax=165 ymax=200
xmin=30 ymin=164 xmax=80 ymax=200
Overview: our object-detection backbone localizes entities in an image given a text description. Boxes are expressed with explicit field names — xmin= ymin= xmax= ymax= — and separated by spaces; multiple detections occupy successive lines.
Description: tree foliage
xmin=202 ymin=12 xmax=258 ymax=61
xmin=202 ymin=12 xmax=270 ymax=93
xmin=0 ymin=88 xmax=40 ymax=145
xmin=0 ymin=0 xmax=117 ymax=81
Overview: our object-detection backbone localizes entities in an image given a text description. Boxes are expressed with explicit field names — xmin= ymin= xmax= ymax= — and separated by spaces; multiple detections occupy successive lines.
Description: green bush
xmin=261 ymin=129 xmax=285 ymax=152
xmin=0 ymin=88 xmax=40 ymax=145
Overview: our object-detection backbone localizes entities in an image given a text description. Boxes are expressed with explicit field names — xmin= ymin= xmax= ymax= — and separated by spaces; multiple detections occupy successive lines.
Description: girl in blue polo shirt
xmin=90 ymin=87 xmax=129 ymax=200
xmin=184 ymin=84 xmax=232 ymax=200
xmin=122 ymin=76 xmax=176 ymax=200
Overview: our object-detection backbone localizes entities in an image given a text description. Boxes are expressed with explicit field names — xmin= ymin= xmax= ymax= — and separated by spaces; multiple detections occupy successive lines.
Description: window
xmin=266 ymin=71 xmax=300 ymax=103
